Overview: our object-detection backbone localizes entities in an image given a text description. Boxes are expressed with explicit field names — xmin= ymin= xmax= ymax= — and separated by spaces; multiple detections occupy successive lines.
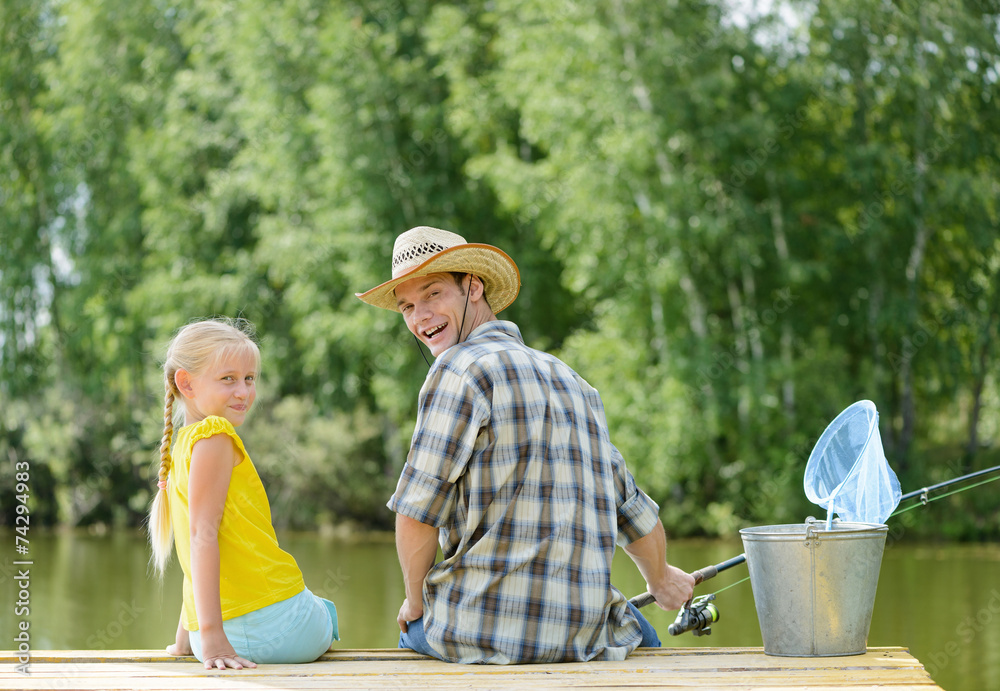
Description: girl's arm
xmin=166 ymin=610 xmax=192 ymax=656
xmin=188 ymin=433 xmax=256 ymax=670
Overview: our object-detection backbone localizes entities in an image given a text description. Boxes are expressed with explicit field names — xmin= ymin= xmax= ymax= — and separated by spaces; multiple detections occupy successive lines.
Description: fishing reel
xmin=628 ymin=554 xmax=743 ymax=637
xmin=667 ymin=593 xmax=720 ymax=637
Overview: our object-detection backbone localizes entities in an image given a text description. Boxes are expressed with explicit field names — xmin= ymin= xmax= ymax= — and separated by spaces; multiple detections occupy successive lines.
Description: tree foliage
xmin=2 ymin=0 xmax=998 ymax=538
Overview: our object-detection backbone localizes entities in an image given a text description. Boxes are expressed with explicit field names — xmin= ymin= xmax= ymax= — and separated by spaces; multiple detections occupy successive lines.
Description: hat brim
xmin=356 ymin=243 xmax=521 ymax=313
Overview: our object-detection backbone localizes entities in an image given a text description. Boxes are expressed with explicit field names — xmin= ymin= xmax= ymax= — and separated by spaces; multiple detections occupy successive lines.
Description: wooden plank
xmin=0 ymin=646 xmax=914 ymax=665
xmin=0 ymin=648 xmax=429 ymax=664
xmin=0 ymin=648 xmax=943 ymax=691
xmin=0 ymin=666 xmax=939 ymax=683
xmin=0 ymin=678 xmax=942 ymax=689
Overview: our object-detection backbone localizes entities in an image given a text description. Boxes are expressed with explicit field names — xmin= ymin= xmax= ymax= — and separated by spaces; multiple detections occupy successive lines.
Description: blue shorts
xmin=190 ymin=588 xmax=338 ymax=664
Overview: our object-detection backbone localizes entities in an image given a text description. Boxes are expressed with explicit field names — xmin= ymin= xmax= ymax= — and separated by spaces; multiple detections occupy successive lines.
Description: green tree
xmin=1 ymin=0 xmax=996 ymax=536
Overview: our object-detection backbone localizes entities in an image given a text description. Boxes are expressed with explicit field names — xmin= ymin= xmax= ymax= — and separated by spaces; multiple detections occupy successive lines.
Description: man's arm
xmin=622 ymin=519 xmax=695 ymax=611
xmin=395 ymin=513 xmax=439 ymax=633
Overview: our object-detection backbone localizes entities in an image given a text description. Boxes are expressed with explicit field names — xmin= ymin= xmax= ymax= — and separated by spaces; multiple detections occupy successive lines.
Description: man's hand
xmin=623 ymin=519 xmax=697 ymax=611
xmin=648 ymin=564 xmax=696 ymax=611
xmin=397 ymin=597 xmax=424 ymax=633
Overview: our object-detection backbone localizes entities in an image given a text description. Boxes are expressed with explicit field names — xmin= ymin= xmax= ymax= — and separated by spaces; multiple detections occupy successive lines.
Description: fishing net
xmin=803 ymin=400 xmax=901 ymax=525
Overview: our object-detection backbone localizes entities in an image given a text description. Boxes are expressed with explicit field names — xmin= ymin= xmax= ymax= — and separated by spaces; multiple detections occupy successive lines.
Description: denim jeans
xmin=398 ymin=600 xmax=660 ymax=660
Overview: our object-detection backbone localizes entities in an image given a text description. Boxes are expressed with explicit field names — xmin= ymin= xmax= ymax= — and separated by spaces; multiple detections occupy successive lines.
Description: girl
xmin=148 ymin=318 xmax=338 ymax=670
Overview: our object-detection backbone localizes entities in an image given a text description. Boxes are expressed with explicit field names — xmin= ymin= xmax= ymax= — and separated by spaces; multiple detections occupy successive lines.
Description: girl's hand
xmin=166 ymin=640 xmax=192 ymax=656
xmin=200 ymin=629 xmax=256 ymax=670
xmin=166 ymin=613 xmax=193 ymax=656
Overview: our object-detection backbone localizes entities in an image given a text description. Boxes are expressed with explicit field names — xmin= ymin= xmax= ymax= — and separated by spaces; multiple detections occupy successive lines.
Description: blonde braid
xmin=148 ymin=371 xmax=177 ymax=576
xmin=158 ymin=375 xmax=175 ymax=485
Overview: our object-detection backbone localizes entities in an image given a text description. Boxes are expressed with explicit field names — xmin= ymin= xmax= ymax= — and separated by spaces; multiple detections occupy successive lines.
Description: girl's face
xmin=178 ymin=350 xmax=258 ymax=427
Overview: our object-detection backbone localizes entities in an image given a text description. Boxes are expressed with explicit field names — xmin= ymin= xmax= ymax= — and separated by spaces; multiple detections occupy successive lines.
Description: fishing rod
xmin=629 ymin=553 xmax=747 ymax=636
xmin=630 ymin=464 xmax=1000 ymax=637
xmin=895 ymin=463 xmax=1000 ymax=507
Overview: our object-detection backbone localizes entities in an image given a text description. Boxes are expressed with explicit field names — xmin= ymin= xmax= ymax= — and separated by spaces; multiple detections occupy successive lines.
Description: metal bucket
xmin=739 ymin=519 xmax=888 ymax=657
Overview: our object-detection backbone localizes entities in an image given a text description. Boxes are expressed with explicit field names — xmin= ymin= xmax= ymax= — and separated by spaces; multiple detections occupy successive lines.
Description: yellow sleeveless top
xmin=167 ymin=416 xmax=304 ymax=631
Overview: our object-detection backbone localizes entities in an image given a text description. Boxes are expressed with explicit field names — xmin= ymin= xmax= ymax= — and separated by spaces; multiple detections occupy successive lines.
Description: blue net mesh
xmin=803 ymin=400 xmax=901 ymax=524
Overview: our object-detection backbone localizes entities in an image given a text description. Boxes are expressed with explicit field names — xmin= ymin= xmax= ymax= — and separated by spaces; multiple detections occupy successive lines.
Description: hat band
xmin=392 ymin=241 xmax=452 ymax=276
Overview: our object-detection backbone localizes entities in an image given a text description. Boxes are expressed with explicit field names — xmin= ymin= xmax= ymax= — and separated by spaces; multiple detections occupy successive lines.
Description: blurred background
xmin=2 ymin=1 xmax=998 ymax=538
xmin=3 ymin=2 xmax=1000 ymax=689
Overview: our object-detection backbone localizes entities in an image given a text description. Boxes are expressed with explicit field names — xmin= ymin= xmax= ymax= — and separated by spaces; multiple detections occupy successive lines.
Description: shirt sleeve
xmin=612 ymin=444 xmax=661 ymax=546
xmin=387 ymin=359 xmax=491 ymax=528
xmin=582 ymin=383 xmax=661 ymax=545
xmin=187 ymin=416 xmax=250 ymax=462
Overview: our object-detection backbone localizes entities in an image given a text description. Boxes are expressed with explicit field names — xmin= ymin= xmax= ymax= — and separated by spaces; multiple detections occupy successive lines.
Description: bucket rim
xmin=739 ymin=520 xmax=889 ymax=536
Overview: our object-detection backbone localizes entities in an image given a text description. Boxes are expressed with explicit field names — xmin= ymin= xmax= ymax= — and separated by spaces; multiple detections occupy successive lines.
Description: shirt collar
xmin=466 ymin=319 xmax=524 ymax=345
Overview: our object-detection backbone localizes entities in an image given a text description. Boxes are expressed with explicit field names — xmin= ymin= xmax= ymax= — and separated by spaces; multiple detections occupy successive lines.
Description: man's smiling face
xmin=395 ymin=272 xmax=470 ymax=357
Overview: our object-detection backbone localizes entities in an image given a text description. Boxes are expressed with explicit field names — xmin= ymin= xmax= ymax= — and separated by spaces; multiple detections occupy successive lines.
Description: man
xmin=356 ymin=226 xmax=695 ymax=664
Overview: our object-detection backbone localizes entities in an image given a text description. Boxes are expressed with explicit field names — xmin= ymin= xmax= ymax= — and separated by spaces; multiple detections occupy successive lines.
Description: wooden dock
xmin=1 ymin=647 xmax=943 ymax=690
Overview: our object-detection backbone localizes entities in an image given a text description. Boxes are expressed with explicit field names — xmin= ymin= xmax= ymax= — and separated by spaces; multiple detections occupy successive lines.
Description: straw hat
xmin=356 ymin=226 xmax=521 ymax=313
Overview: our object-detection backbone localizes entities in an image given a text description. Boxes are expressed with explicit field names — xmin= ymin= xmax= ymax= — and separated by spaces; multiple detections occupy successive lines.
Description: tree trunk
xmin=765 ymin=170 xmax=794 ymax=425
xmin=965 ymin=288 xmax=999 ymax=468
xmin=898 ymin=8 xmax=932 ymax=465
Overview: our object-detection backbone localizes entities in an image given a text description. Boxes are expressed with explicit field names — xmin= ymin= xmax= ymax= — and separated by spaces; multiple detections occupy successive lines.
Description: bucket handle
xmin=804 ymin=519 xmax=820 ymax=546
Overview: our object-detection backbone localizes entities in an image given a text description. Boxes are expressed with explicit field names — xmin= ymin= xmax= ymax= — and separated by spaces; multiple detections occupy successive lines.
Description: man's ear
xmin=468 ymin=274 xmax=486 ymax=302
xmin=174 ymin=369 xmax=195 ymax=400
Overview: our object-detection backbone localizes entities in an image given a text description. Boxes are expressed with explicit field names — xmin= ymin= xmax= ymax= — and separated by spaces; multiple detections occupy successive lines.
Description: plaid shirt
xmin=388 ymin=320 xmax=661 ymax=664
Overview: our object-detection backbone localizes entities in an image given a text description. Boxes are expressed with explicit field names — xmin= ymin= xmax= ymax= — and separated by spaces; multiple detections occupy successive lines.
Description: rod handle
xmin=629 ymin=591 xmax=656 ymax=609
xmin=628 ymin=568 xmax=712 ymax=609
xmin=628 ymin=553 xmax=746 ymax=609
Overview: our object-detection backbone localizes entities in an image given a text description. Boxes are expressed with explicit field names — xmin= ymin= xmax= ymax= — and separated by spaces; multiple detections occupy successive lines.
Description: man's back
xmin=389 ymin=320 xmax=661 ymax=663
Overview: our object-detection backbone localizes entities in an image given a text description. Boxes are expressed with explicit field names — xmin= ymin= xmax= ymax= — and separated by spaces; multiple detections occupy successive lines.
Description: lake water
xmin=2 ymin=529 xmax=997 ymax=691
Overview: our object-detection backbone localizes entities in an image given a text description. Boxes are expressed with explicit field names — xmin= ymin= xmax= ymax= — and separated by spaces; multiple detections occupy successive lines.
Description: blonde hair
xmin=148 ymin=317 xmax=261 ymax=575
